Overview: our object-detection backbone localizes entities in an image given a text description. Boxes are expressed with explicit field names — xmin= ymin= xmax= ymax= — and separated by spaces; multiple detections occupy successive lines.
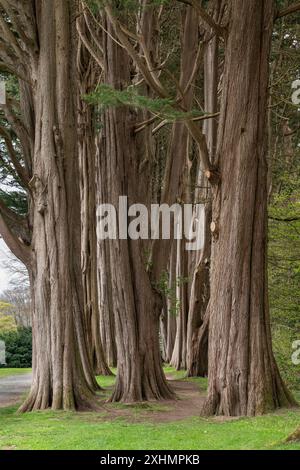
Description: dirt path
xmin=0 ymin=373 xmax=32 ymax=408
xmin=97 ymin=377 xmax=207 ymax=424
xmin=0 ymin=372 xmax=205 ymax=423
xmin=148 ymin=378 xmax=206 ymax=423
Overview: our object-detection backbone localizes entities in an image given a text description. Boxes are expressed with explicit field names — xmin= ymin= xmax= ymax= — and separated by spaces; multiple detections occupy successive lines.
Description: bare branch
xmin=0 ymin=61 xmax=30 ymax=83
xmin=0 ymin=0 xmax=37 ymax=54
xmin=105 ymin=4 xmax=168 ymax=98
xmin=76 ymin=16 xmax=104 ymax=70
xmin=0 ymin=202 xmax=31 ymax=266
xmin=276 ymin=2 xmax=300 ymax=19
xmin=177 ymin=0 xmax=225 ymax=38
xmin=0 ymin=10 xmax=24 ymax=59
xmin=269 ymin=216 xmax=300 ymax=222
xmin=83 ymin=8 xmax=104 ymax=56
xmin=135 ymin=112 xmax=220 ymax=135
xmin=0 ymin=124 xmax=30 ymax=187
xmin=185 ymin=120 xmax=212 ymax=175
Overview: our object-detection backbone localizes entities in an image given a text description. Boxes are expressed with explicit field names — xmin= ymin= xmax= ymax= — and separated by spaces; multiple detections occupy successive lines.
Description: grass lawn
xmin=0 ymin=369 xmax=31 ymax=379
xmin=0 ymin=368 xmax=299 ymax=450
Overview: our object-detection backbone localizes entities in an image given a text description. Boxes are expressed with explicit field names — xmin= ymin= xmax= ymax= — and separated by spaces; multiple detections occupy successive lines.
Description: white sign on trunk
xmin=0 ymin=81 xmax=6 ymax=105
xmin=0 ymin=340 xmax=6 ymax=365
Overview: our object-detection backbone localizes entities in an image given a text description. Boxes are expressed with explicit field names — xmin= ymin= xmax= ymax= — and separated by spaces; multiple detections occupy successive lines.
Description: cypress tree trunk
xmin=165 ymin=242 xmax=177 ymax=363
xmin=99 ymin=20 xmax=174 ymax=402
xmin=96 ymin=127 xmax=117 ymax=368
xmin=170 ymin=238 xmax=189 ymax=370
xmin=20 ymin=0 xmax=98 ymax=412
xmin=186 ymin=21 xmax=219 ymax=377
xmin=97 ymin=226 xmax=117 ymax=368
xmin=186 ymin=203 xmax=211 ymax=377
xmin=202 ymin=0 xmax=296 ymax=416
xmin=77 ymin=18 xmax=112 ymax=377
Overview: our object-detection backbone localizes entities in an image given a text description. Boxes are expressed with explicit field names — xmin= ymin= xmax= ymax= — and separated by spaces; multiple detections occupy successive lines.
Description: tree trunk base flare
xmin=18 ymin=277 xmax=102 ymax=413
xmin=94 ymin=365 xmax=114 ymax=377
xmin=109 ymin=303 xmax=175 ymax=403
xmin=200 ymin=363 xmax=297 ymax=417
xmin=110 ymin=368 xmax=175 ymax=404
xmin=19 ymin=380 xmax=101 ymax=413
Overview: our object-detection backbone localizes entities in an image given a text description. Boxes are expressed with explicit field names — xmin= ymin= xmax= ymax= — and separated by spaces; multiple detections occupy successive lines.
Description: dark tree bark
xmin=202 ymin=0 xmax=296 ymax=416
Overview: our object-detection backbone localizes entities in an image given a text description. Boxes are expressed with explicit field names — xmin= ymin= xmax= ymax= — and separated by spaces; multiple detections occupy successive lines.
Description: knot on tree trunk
xmin=205 ymin=167 xmax=220 ymax=186
xmin=29 ymin=175 xmax=48 ymax=215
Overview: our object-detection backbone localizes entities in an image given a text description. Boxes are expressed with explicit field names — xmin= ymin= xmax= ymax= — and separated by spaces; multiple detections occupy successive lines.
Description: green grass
xmin=0 ymin=368 xmax=31 ymax=378
xmin=0 ymin=367 xmax=299 ymax=450
xmin=164 ymin=366 xmax=208 ymax=391
xmin=0 ymin=404 xmax=299 ymax=450
xmin=96 ymin=368 xmax=116 ymax=389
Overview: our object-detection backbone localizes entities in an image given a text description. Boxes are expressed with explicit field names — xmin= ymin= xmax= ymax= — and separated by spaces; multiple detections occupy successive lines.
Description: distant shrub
xmin=0 ymin=327 xmax=32 ymax=368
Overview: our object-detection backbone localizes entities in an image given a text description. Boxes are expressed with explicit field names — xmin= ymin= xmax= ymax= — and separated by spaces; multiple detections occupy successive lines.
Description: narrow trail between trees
xmin=95 ymin=376 xmax=210 ymax=424
xmin=0 ymin=373 xmax=209 ymax=424
xmin=0 ymin=373 xmax=32 ymax=408
xmin=148 ymin=377 xmax=207 ymax=423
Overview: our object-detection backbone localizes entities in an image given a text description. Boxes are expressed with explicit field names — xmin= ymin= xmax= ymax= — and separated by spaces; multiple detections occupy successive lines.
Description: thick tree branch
xmin=0 ymin=124 xmax=30 ymax=187
xmin=0 ymin=11 xmax=24 ymax=60
xmin=76 ymin=16 xmax=104 ymax=70
xmin=177 ymin=0 xmax=225 ymax=38
xmin=0 ymin=197 xmax=28 ymax=230
xmin=185 ymin=119 xmax=218 ymax=181
xmin=276 ymin=2 xmax=300 ymax=19
xmin=0 ymin=201 xmax=31 ymax=266
xmin=0 ymin=99 xmax=33 ymax=172
xmin=82 ymin=7 xmax=104 ymax=56
xmin=269 ymin=216 xmax=300 ymax=222
xmin=0 ymin=0 xmax=37 ymax=54
xmin=104 ymin=3 xmax=218 ymax=181
xmin=105 ymin=4 xmax=168 ymax=98
xmin=0 ymin=61 xmax=30 ymax=83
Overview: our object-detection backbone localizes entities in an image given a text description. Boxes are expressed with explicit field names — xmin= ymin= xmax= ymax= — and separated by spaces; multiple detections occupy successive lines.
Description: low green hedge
xmin=0 ymin=327 xmax=32 ymax=368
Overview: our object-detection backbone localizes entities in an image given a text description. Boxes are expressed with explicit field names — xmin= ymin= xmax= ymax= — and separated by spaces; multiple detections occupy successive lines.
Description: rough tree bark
xmin=186 ymin=203 xmax=211 ymax=377
xmin=170 ymin=238 xmax=189 ymax=370
xmin=19 ymin=0 xmax=99 ymax=411
xmin=165 ymin=242 xmax=177 ymax=363
xmin=77 ymin=15 xmax=112 ymax=376
xmin=98 ymin=17 xmax=174 ymax=402
xmin=96 ymin=209 xmax=117 ymax=368
xmin=202 ymin=0 xmax=296 ymax=416
xmin=158 ymin=4 xmax=199 ymax=371
xmin=186 ymin=12 xmax=219 ymax=377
